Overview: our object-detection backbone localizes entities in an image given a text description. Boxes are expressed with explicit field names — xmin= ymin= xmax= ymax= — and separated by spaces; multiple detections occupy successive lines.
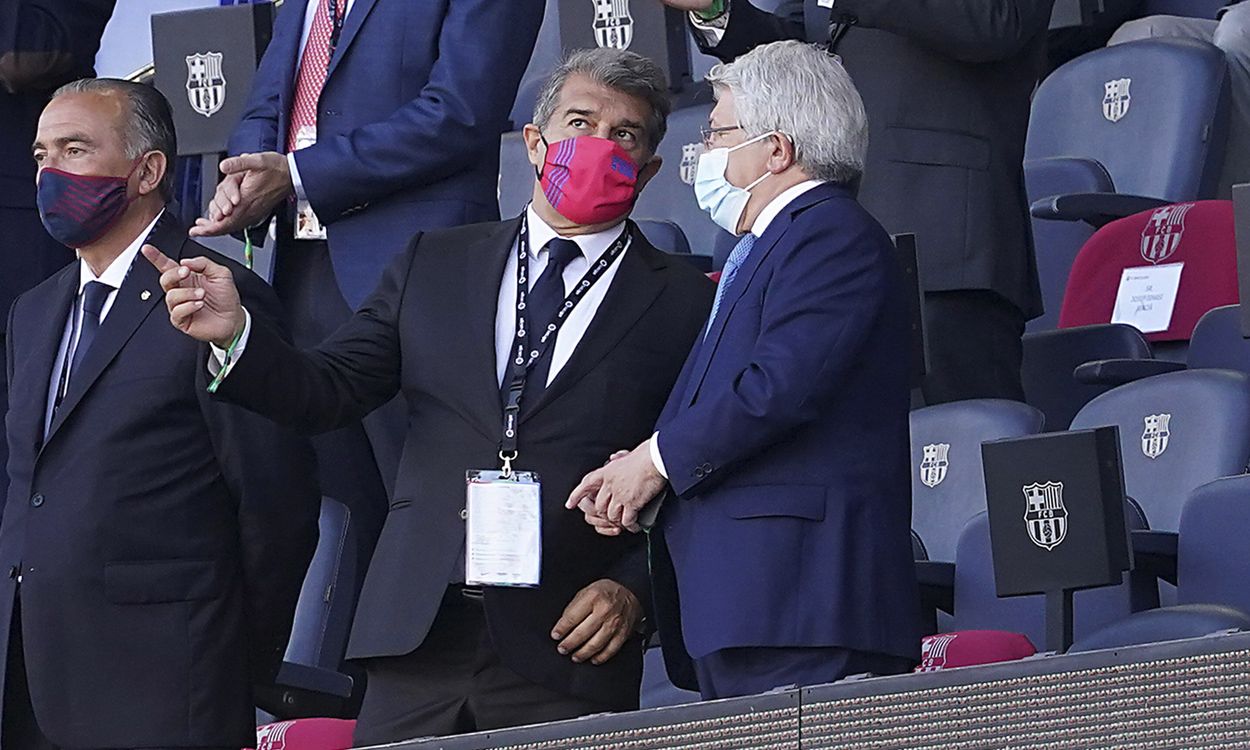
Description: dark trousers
xmin=920 ymin=289 xmax=1027 ymax=405
xmin=692 ymin=646 xmax=914 ymax=700
xmin=352 ymin=589 xmax=613 ymax=745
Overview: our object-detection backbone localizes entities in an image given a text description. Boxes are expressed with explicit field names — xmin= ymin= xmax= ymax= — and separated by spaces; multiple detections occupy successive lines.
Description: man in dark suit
xmin=0 ymin=0 xmax=116 ymax=504
xmin=187 ymin=0 xmax=547 ymax=600
xmin=656 ymin=0 xmax=1052 ymax=404
xmin=147 ymin=49 xmax=715 ymax=744
xmin=1 ymin=79 xmax=319 ymax=749
xmin=569 ymin=41 xmax=920 ymax=699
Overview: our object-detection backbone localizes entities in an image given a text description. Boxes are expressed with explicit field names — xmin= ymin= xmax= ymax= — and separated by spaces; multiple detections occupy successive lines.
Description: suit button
xmin=459 ymin=508 xmax=469 ymax=521
xmin=693 ymin=467 xmax=706 ymax=479
xmin=29 ymin=493 xmax=43 ymax=508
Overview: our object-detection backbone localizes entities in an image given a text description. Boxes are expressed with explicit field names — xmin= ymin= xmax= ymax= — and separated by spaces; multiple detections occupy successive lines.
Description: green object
xmin=243 ymin=233 xmax=253 ymax=271
xmin=206 ymin=323 xmax=245 ymax=394
xmin=695 ymin=0 xmax=726 ymax=21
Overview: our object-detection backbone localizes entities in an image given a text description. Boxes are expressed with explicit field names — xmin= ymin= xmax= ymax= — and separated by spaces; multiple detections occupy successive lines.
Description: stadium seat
xmin=640 ymin=645 xmax=700 ymax=708
xmin=635 ymin=219 xmax=692 ymax=254
xmin=910 ymin=400 xmax=1045 ymax=563
xmin=252 ymin=718 xmax=356 ymax=750
xmin=1022 ymin=323 xmax=1155 ymax=431
xmin=498 ymin=131 xmax=533 ymax=219
xmin=914 ymin=630 xmax=1036 ymax=672
xmin=1067 ymin=603 xmax=1250 ymax=652
xmin=1176 ymin=474 xmax=1250 ymax=615
xmin=1184 ymin=305 xmax=1250 ymax=375
xmin=1068 ymin=369 xmax=1250 ymax=532
xmin=1140 ymin=0 xmax=1229 ymax=19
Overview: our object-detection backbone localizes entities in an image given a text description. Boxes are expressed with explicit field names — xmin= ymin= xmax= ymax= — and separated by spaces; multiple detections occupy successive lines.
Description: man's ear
xmin=523 ymin=124 xmax=545 ymax=170
xmin=766 ymin=133 xmax=795 ymax=174
xmin=136 ymin=151 xmax=167 ymax=197
xmin=635 ymin=154 xmax=662 ymax=193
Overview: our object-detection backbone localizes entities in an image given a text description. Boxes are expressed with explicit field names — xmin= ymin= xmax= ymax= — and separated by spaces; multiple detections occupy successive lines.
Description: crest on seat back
xmin=1140 ymin=203 xmax=1193 ymax=265
xmin=1103 ymin=77 xmax=1131 ymax=123
xmin=917 ymin=633 xmax=958 ymax=671
xmin=186 ymin=51 xmax=226 ymax=118
xmin=1023 ymin=481 xmax=1067 ymax=551
xmin=592 ymin=0 xmax=634 ymax=50
xmin=1142 ymin=413 xmax=1172 ymax=459
xmin=919 ymin=443 xmax=950 ymax=488
xmin=680 ymin=143 xmax=701 ymax=186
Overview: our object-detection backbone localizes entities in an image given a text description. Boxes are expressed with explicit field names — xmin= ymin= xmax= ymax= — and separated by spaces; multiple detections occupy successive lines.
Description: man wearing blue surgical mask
xmin=569 ymin=41 xmax=920 ymax=700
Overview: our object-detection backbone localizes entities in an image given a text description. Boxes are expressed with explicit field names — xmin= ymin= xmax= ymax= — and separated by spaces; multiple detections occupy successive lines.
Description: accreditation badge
xmin=464 ymin=470 xmax=542 ymax=588
xmin=293 ymin=125 xmax=328 ymax=240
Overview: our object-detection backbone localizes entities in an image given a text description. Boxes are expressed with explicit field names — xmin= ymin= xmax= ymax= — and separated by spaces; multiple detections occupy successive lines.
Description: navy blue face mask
xmin=36 ymin=160 xmax=140 ymax=248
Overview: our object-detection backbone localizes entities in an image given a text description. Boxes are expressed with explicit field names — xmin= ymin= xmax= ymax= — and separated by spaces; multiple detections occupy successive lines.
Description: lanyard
xmin=326 ymin=0 xmax=347 ymax=56
xmin=498 ymin=215 xmax=631 ymax=476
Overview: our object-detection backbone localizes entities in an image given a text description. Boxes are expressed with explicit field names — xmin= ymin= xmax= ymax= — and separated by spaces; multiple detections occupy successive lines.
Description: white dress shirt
xmin=212 ymin=205 xmax=632 ymax=387
xmin=288 ymin=0 xmax=358 ymax=202
xmin=650 ymin=180 xmax=824 ymax=478
xmin=44 ymin=210 xmax=164 ymax=435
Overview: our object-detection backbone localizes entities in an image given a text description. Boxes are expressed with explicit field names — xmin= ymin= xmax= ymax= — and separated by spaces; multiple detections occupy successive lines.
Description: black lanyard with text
xmin=498 ymin=216 xmax=631 ymax=476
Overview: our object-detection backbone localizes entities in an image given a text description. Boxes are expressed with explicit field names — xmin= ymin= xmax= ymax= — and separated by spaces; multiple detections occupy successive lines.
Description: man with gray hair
xmin=569 ymin=41 xmax=921 ymax=699
xmin=145 ymin=48 xmax=714 ymax=742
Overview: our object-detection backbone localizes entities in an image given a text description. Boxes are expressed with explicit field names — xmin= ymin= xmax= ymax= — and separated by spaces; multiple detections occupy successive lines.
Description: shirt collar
xmin=76 ymin=209 xmax=164 ymax=294
xmin=750 ymin=179 xmax=825 ymax=238
xmin=524 ymin=204 xmax=626 ymax=265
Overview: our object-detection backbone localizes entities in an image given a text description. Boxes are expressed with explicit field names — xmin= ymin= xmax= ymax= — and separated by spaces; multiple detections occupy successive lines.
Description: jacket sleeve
xmin=603 ymin=538 xmax=652 ymax=629
xmin=197 ymin=267 xmax=320 ymax=685
xmin=226 ymin=0 xmax=300 ymax=156
xmin=212 ymin=234 xmax=414 ymax=434
xmin=694 ymin=0 xmax=807 ymax=62
xmin=833 ymin=0 xmax=1055 ymax=63
xmin=656 ymin=211 xmax=894 ymax=498
xmin=0 ymin=0 xmax=114 ymax=93
xmin=291 ymin=0 xmax=545 ymax=222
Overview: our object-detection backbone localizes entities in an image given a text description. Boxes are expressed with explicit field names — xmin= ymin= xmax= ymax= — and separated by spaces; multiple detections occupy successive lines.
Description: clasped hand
xmin=565 ymin=440 xmax=667 ymax=535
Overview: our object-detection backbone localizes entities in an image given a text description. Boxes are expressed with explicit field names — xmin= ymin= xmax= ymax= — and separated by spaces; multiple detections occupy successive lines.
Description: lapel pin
xmin=141 ymin=290 xmax=152 ymax=301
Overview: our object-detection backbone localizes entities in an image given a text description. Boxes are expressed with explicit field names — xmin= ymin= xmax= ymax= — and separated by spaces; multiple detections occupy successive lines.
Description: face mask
xmin=538 ymin=135 xmax=639 ymax=225
xmin=694 ymin=132 xmax=774 ymax=235
xmin=36 ymin=160 xmax=141 ymax=248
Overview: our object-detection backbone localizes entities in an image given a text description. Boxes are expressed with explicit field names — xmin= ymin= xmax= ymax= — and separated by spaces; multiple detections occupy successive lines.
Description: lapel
xmin=682 ymin=184 xmax=843 ymax=405
xmin=43 ymin=214 xmax=179 ymax=446
xmin=324 ymin=0 xmax=380 ymax=83
xmin=459 ymin=217 xmax=523 ymax=439
xmin=16 ymin=267 xmax=77 ymax=451
xmin=520 ymin=222 xmax=668 ymax=424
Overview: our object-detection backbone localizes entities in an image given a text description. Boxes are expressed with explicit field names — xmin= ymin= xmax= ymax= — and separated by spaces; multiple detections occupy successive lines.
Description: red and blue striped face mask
xmin=36 ymin=159 xmax=141 ymax=248
xmin=537 ymin=135 xmax=638 ymax=226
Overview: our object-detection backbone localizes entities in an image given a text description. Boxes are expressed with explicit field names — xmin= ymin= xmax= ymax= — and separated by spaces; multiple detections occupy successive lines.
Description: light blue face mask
xmin=693 ymin=132 xmax=775 ymax=235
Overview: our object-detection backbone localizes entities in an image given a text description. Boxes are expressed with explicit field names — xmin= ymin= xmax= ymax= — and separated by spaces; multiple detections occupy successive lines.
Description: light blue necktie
xmin=705 ymin=233 xmax=757 ymax=339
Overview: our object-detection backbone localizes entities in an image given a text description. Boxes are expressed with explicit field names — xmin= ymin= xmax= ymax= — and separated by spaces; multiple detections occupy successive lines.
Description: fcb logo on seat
xmin=1103 ymin=77 xmax=1131 ymax=123
xmin=185 ymin=52 xmax=226 ymax=118
xmin=592 ymin=0 xmax=634 ymax=50
xmin=680 ymin=143 xmax=701 ymax=186
xmin=919 ymin=443 xmax=950 ymax=488
xmin=1142 ymin=413 xmax=1171 ymax=459
xmin=1023 ymin=481 xmax=1067 ymax=551
xmin=917 ymin=632 xmax=958 ymax=672
xmin=1140 ymin=203 xmax=1192 ymax=265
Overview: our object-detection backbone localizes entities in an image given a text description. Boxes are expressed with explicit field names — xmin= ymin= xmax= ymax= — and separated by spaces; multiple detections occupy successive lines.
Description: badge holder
xmin=464 ymin=467 xmax=542 ymax=588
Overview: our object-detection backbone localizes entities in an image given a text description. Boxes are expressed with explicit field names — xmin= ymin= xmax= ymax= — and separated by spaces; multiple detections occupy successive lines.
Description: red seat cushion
xmin=249 ymin=718 xmax=356 ymax=750
xmin=915 ymin=630 xmax=1037 ymax=671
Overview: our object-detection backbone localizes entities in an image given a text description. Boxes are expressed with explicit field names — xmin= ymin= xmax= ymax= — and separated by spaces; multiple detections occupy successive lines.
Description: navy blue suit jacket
xmin=651 ymin=183 xmax=921 ymax=683
xmin=228 ymin=0 xmax=544 ymax=308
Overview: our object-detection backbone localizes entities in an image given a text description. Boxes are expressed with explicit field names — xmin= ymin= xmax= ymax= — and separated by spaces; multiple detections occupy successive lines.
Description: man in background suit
xmin=148 ymin=49 xmax=715 ymax=744
xmin=188 ymin=0 xmax=546 ymax=599
xmin=2 ymin=79 xmax=318 ymax=749
xmin=0 ymin=0 xmax=116 ymax=504
xmin=570 ymin=41 xmax=920 ymax=699
xmin=656 ymin=0 xmax=1053 ymax=405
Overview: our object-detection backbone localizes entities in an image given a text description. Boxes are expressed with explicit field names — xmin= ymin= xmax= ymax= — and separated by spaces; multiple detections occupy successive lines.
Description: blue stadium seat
xmin=1141 ymin=0 xmax=1228 ymax=19
xmin=910 ymin=400 xmax=1045 ymax=563
xmin=1069 ymin=369 xmax=1250 ymax=531
xmin=507 ymin=1 xmax=562 ymax=130
xmin=1177 ymin=474 xmax=1250 ymax=615
xmin=634 ymin=219 xmax=692 ymax=254
xmin=1022 ymin=323 xmax=1154 ymax=431
xmin=498 ymin=131 xmax=533 ymax=219
xmin=640 ymin=645 xmax=700 ymax=708
xmin=1067 ymin=603 xmax=1250 ymax=652
xmin=1187 ymin=305 xmax=1250 ymax=374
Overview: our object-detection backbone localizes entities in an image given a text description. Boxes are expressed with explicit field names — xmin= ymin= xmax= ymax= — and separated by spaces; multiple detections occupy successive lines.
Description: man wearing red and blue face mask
xmin=144 ymin=49 xmax=715 ymax=743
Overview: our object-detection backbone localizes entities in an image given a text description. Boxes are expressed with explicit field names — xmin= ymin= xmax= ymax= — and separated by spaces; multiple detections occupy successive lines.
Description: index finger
xmin=551 ymin=588 xmax=595 ymax=640
xmin=220 ymin=152 xmax=265 ymax=174
xmin=566 ymin=470 xmax=603 ymax=510
xmin=141 ymin=244 xmax=178 ymax=274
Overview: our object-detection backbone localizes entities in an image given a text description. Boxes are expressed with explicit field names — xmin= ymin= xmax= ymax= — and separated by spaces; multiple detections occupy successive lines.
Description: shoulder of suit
xmin=10 ymin=261 xmax=76 ymax=315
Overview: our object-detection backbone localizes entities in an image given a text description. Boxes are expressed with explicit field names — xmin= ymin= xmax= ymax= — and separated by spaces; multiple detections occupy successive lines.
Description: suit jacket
xmin=214 ymin=217 xmax=715 ymax=708
xmin=0 ymin=213 xmax=319 ymax=748
xmin=650 ymin=184 xmax=921 ymax=688
xmin=699 ymin=0 xmax=1050 ymax=317
xmin=229 ymin=0 xmax=545 ymax=308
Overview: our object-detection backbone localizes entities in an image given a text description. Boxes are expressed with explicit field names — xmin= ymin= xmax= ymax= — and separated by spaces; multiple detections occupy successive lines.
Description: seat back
xmin=953 ymin=503 xmax=1157 ymax=649
xmin=1141 ymin=0 xmax=1228 ymax=18
xmin=910 ymin=400 xmax=1045 ymax=562
xmin=635 ymin=219 xmax=692 ymax=254
xmin=253 ymin=718 xmax=357 ymax=750
xmin=284 ymin=498 xmax=358 ymax=674
xmin=915 ymin=630 xmax=1036 ymax=671
xmin=1070 ymin=369 xmax=1250 ymax=530
xmin=1025 ymin=38 xmax=1229 ymax=201
xmin=1067 ymin=603 xmax=1250 ymax=653
xmin=498 ymin=131 xmax=533 ymax=219
xmin=1023 ymin=157 xmax=1115 ymax=332
xmin=631 ymin=101 xmax=735 ymax=258
xmin=1059 ymin=201 xmax=1238 ymax=342
xmin=1022 ymin=323 xmax=1153 ymax=431
xmin=506 ymin=1 xmax=562 ymax=129
xmin=1178 ymin=474 xmax=1250 ymax=615
xmin=640 ymin=646 xmax=701 ymax=708
xmin=1188 ymin=304 xmax=1250 ymax=373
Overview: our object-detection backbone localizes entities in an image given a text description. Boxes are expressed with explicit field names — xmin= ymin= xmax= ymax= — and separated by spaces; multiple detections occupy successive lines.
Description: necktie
xmin=517 ymin=238 xmax=582 ymax=406
xmin=286 ymin=0 xmax=343 ymax=152
xmin=706 ymin=233 xmax=757 ymax=338
xmin=66 ymin=280 xmax=113 ymax=390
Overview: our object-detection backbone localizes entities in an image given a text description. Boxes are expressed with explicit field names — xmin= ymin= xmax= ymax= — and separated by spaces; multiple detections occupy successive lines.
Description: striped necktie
xmin=705 ymin=233 xmax=756 ymax=339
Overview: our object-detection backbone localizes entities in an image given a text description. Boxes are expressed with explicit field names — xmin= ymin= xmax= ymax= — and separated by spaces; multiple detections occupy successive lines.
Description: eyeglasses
xmin=699 ymin=124 xmax=743 ymax=147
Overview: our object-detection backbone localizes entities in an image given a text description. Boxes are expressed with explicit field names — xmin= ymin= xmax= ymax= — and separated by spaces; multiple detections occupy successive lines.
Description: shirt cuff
xmin=689 ymin=8 xmax=728 ymax=45
xmin=287 ymin=152 xmax=308 ymax=203
xmin=649 ymin=432 xmax=669 ymax=480
xmin=208 ymin=307 xmax=253 ymax=379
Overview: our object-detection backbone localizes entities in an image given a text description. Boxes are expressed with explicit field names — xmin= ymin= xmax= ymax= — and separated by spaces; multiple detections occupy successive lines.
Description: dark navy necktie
xmin=67 ymin=280 xmax=114 ymax=386
xmin=519 ymin=238 xmax=581 ymax=406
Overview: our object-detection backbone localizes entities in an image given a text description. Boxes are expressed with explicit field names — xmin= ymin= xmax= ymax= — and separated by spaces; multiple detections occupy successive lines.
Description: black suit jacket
xmin=215 ymin=217 xmax=715 ymax=708
xmin=699 ymin=0 xmax=1050 ymax=317
xmin=0 ymin=213 xmax=319 ymax=748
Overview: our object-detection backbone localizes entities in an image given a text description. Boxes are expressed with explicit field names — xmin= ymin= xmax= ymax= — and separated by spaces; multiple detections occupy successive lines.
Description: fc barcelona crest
xmin=917 ymin=633 xmax=958 ymax=672
xmin=680 ymin=143 xmax=701 ymax=186
xmin=1140 ymin=203 xmax=1192 ymax=265
xmin=186 ymin=52 xmax=226 ymax=118
xmin=1142 ymin=413 xmax=1171 ymax=459
xmin=919 ymin=443 xmax=950 ymax=488
xmin=1103 ymin=77 xmax=1131 ymax=123
xmin=1023 ymin=481 xmax=1067 ymax=551
xmin=254 ymin=719 xmax=293 ymax=749
xmin=592 ymin=0 xmax=635 ymax=50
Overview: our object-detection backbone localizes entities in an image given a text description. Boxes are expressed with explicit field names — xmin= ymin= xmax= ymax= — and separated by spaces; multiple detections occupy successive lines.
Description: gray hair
xmin=532 ymin=48 xmax=671 ymax=153
xmin=52 ymin=78 xmax=178 ymax=200
xmin=706 ymin=40 xmax=867 ymax=184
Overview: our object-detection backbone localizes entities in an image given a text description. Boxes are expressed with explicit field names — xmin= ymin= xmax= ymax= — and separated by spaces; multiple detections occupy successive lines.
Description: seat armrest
xmin=1132 ymin=530 xmax=1179 ymax=587
xmin=255 ymin=661 xmax=355 ymax=719
xmin=1030 ymin=193 xmax=1171 ymax=228
xmin=1073 ymin=359 xmax=1186 ymax=386
xmin=916 ymin=560 xmax=956 ymax=616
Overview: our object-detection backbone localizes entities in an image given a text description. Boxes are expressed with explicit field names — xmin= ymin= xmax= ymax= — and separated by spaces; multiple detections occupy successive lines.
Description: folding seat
xmin=634 ymin=219 xmax=692 ymax=254
xmin=909 ymin=400 xmax=1045 ymax=563
xmin=640 ymin=644 xmax=700 ymax=708
xmin=1187 ymin=305 xmax=1250 ymax=374
xmin=498 ymin=130 xmax=533 ymax=219
xmin=914 ymin=630 xmax=1036 ymax=672
xmin=1141 ymin=0 xmax=1229 ymax=18
xmin=1022 ymin=323 xmax=1153 ymax=430
xmin=252 ymin=718 xmax=356 ymax=750
xmin=506 ymin=1 xmax=562 ymax=130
